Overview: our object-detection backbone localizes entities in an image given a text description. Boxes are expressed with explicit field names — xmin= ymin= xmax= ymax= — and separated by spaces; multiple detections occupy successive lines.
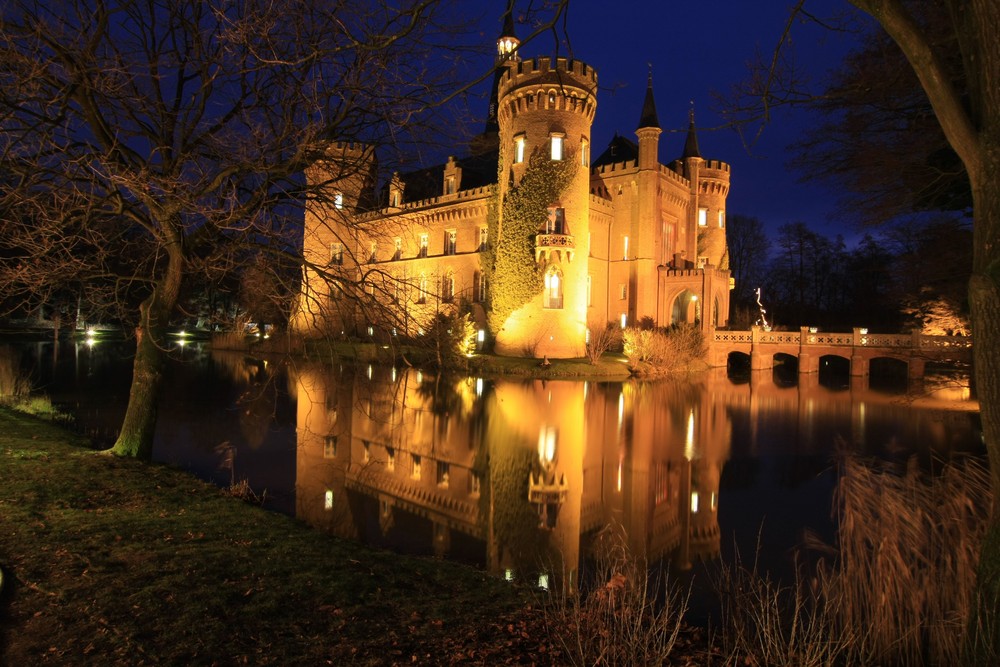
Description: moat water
xmin=9 ymin=337 xmax=984 ymax=618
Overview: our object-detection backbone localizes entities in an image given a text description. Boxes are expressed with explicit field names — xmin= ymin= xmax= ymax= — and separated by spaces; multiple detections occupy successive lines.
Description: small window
xmin=586 ymin=275 xmax=592 ymax=306
xmin=718 ymin=210 xmax=725 ymax=228
xmin=437 ymin=461 xmax=450 ymax=488
xmin=386 ymin=447 xmax=395 ymax=472
xmin=445 ymin=175 xmax=456 ymax=195
xmin=550 ymin=134 xmax=564 ymax=161
xmin=514 ymin=134 xmax=526 ymax=164
xmin=417 ymin=273 xmax=428 ymax=304
xmin=469 ymin=472 xmax=481 ymax=496
xmin=393 ymin=237 xmax=402 ymax=260
xmin=419 ymin=233 xmax=428 ymax=258
xmin=411 ymin=454 xmax=422 ymax=480
xmin=479 ymin=227 xmax=488 ymax=251
xmin=622 ymin=235 xmax=629 ymax=260
xmin=476 ymin=272 xmax=487 ymax=303
xmin=445 ymin=229 xmax=457 ymax=255
xmin=581 ymin=138 xmax=589 ymax=167
xmin=619 ymin=283 xmax=627 ymax=300
xmin=324 ymin=435 xmax=337 ymax=458
xmin=698 ymin=208 xmax=708 ymax=227
xmin=334 ymin=191 xmax=344 ymax=209
xmin=330 ymin=242 xmax=344 ymax=266
xmin=368 ymin=241 xmax=377 ymax=263
xmin=441 ymin=273 xmax=455 ymax=303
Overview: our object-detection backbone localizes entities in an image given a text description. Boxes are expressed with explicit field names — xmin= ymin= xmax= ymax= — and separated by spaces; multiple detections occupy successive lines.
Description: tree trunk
xmin=967 ymin=143 xmax=1000 ymax=662
xmin=109 ymin=304 xmax=166 ymax=459
xmin=110 ymin=234 xmax=184 ymax=460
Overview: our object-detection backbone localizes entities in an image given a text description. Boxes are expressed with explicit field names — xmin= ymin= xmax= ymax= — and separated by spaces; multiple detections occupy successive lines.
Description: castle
xmin=293 ymin=12 xmax=732 ymax=359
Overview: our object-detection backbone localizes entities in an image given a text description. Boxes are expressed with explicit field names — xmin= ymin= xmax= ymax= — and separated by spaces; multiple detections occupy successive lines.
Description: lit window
xmin=393 ymin=237 xmax=402 ymax=260
xmin=445 ymin=229 xmax=457 ymax=255
xmin=537 ymin=425 xmax=557 ymax=464
xmin=324 ymin=435 xmax=337 ymax=458
xmin=324 ymin=490 xmax=334 ymax=510
xmin=363 ymin=441 xmax=370 ymax=463
xmin=550 ymin=134 xmax=564 ymax=161
xmin=411 ymin=454 xmax=422 ymax=480
xmin=437 ymin=461 xmax=450 ymax=488
xmin=581 ymin=138 xmax=589 ymax=167
xmin=334 ymin=191 xmax=344 ymax=209
xmin=620 ymin=313 xmax=627 ymax=328
xmin=698 ymin=208 xmax=708 ymax=227
xmin=691 ymin=491 xmax=700 ymax=513
xmin=718 ymin=210 xmax=725 ymax=228
xmin=477 ymin=272 xmax=487 ymax=302
xmin=368 ymin=241 xmax=377 ymax=263
xmin=543 ymin=268 xmax=563 ymax=309
xmin=386 ymin=447 xmax=395 ymax=472
xmin=479 ymin=227 xmax=488 ymax=251
xmin=622 ymin=235 xmax=629 ymax=260
xmin=419 ymin=233 xmax=428 ymax=258
xmin=330 ymin=242 xmax=343 ymax=266
xmin=445 ymin=175 xmax=456 ymax=195
xmin=514 ymin=135 xmax=525 ymax=164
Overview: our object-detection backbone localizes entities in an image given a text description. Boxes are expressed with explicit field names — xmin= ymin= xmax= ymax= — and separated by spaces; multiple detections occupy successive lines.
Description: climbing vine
xmin=483 ymin=147 xmax=577 ymax=335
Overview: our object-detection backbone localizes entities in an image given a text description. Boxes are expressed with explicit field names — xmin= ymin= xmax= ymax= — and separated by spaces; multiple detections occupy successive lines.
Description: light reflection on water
xmin=17 ymin=340 xmax=984 ymax=593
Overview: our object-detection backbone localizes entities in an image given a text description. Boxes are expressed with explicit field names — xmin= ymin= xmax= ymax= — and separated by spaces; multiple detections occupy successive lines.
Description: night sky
xmin=470 ymin=1 xmax=873 ymax=241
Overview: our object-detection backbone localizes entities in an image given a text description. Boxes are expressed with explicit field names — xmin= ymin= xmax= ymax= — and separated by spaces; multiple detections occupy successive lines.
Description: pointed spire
xmin=637 ymin=67 xmax=660 ymax=130
xmin=500 ymin=1 xmax=517 ymax=41
xmin=682 ymin=103 xmax=701 ymax=159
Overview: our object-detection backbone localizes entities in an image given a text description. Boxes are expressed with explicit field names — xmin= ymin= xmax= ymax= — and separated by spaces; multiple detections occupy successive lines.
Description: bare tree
xmin=0 ymin=0 xmax=567 ymax=459
xmin=731 ymin=0 xmax=1000 ymax=655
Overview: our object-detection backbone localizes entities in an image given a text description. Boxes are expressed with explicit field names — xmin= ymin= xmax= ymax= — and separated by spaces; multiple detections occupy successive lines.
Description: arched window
xmin=543 ymin=267 xmax=563 ymax=309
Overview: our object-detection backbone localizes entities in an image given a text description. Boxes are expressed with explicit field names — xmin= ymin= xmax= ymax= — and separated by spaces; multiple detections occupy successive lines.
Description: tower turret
xmin=479 ymin=3 xmax=521 ymax=147
xmin=635 ymin=72 xmax=661 ymax=170
xmin=493 ymin=56 xmax=598 ymax=358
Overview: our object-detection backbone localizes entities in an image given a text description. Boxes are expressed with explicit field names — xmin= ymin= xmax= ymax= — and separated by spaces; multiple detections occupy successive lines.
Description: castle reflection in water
xmin=295 ymin=363 xmax=737 ymax=590
xmin=285 ymin=360 xmax=980 ymax=592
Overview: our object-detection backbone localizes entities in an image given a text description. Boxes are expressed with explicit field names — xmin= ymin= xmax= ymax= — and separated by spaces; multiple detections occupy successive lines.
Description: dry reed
xmin=545 ymin=523 xmax=689 ymax=666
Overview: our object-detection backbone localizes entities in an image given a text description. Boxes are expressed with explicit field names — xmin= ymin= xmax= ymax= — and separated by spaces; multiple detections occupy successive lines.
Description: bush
xmin=585 ymin=321 xmax=621 ymax=364
xmin=622 ymin=324 xmax=705 ymax=371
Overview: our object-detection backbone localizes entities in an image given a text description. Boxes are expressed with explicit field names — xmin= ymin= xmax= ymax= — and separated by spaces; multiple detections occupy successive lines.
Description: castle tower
xmin=633 ymin=75 xmax=662 ymax=322
xmin=493 ymin=56 xmax=598 ymax=358
xmin=292 ymin=142 xmax=376 ymax=336
xmin=677 ymin=111 xmax=730 ymax=269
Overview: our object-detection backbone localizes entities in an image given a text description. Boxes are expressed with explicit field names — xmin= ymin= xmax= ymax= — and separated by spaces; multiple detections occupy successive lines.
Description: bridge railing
xmin=713 ymin=327 xmax=972 ymax=352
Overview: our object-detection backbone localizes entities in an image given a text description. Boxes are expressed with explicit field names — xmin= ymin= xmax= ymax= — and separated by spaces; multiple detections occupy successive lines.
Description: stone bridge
xmin=710 ymin=326 xmax=972 ymax=380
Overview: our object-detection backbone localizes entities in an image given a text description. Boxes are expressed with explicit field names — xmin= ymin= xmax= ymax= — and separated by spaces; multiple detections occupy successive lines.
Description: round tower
xmin=493 ymin=56 xmax=598 ymax=358
xmin=679 ymin=111 xmax=730 ymax=269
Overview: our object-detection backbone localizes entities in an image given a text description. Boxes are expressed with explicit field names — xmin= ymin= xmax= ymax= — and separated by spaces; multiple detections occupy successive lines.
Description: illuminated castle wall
xmin=293 ymin=18 xmax=732 ymax=358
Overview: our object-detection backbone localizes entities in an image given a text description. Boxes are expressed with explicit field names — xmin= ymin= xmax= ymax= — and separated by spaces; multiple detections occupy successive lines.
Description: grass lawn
xmin=0 ymin=407 xmax=562 ymax=666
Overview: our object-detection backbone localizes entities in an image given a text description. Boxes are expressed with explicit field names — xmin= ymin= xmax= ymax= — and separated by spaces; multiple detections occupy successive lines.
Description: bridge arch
xmin=819 ymin=354 xmax=851 ymax=387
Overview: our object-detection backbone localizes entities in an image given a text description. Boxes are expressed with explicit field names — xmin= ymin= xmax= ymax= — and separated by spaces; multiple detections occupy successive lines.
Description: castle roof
xmin=592 ymin=134 xmax=639 ymax=167
xmin=637 ymin=74 xmax=660 ymax=130
xmin=681 ymin=109 xmax=701 ymax=159
xmin=379 ymin=150 xmax=499 ymax=206
xmin=499 ymin=1 xmax=517 ymax=41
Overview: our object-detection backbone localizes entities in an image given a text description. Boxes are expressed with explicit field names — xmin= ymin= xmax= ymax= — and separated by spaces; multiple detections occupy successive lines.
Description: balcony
xmin=535 ymin=233 xmax=575 ymax=263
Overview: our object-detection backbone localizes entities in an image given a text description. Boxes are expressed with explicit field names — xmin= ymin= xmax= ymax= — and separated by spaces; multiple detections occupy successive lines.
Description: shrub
xmin=622 ymin=323 xmax=705 ymax=371
xmin=585 ymin=321 xmax=620 ymax=364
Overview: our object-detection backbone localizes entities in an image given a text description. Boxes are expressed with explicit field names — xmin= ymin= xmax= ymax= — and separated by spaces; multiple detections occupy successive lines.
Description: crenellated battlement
xmin=702 ymin=159 xmax=730 ymax=173
xmin=325 ymin=141 xmax=371 ymax=157
xmin=499 ymin=56 xmax=598 ymax=93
